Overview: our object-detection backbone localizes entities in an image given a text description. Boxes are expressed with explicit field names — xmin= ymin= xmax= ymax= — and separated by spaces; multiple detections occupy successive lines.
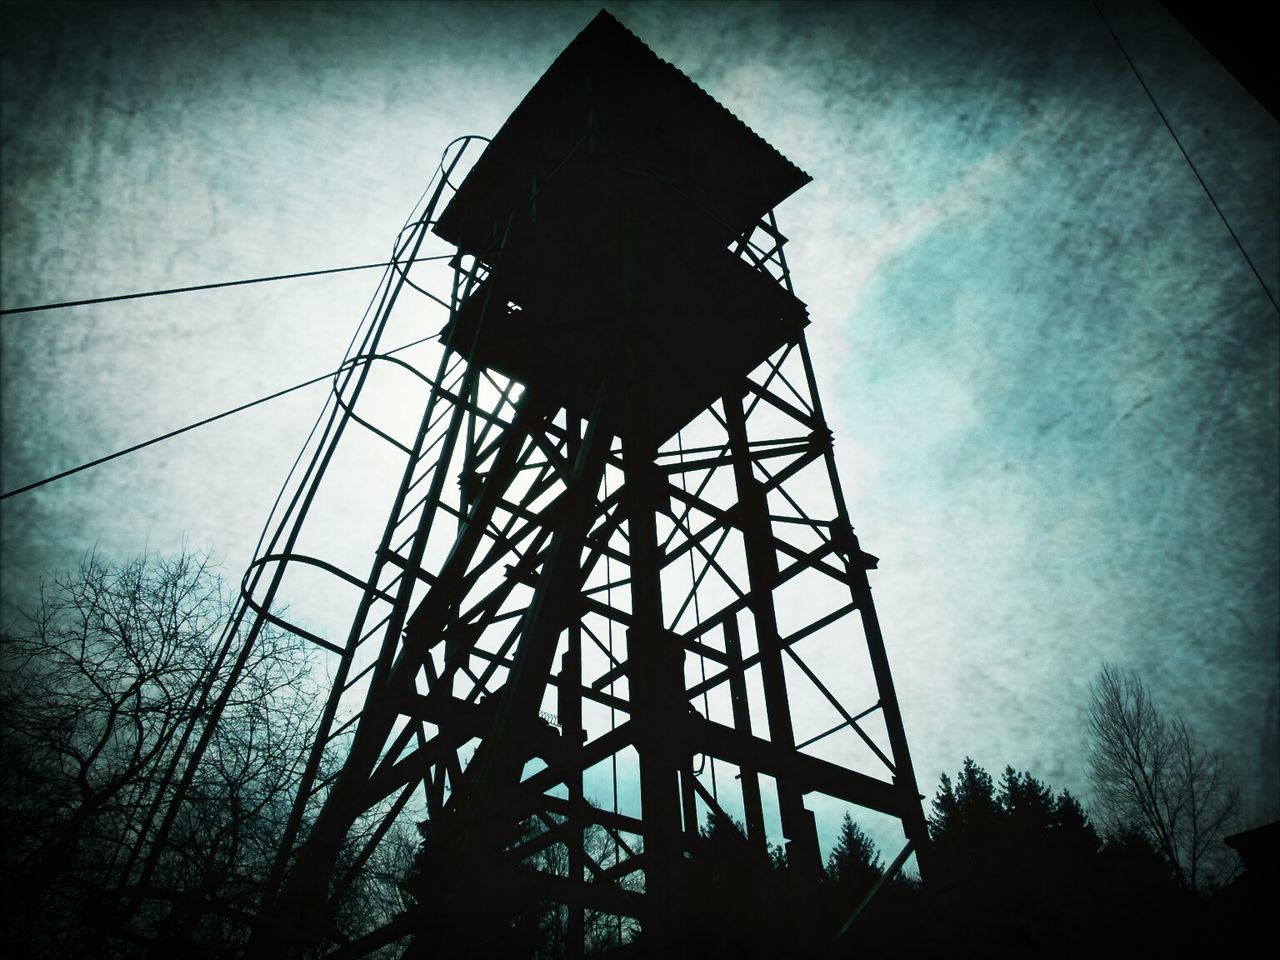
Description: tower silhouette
xmin=126 ymin=12 xmax=929 ymax=957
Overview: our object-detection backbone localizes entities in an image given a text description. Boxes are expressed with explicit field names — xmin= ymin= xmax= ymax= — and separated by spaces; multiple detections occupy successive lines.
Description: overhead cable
xmin=1092 ymin=0 xmax=1278 ymax=315
xmin=0 ymin=255 xmax=451 ymax=317
xmin=0 ymin=333 xmax=439 ymax=502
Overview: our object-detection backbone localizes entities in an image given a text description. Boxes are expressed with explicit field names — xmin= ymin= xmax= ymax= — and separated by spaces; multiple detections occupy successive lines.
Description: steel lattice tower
xmin=124 ymin=12 xmax=929 ymax=958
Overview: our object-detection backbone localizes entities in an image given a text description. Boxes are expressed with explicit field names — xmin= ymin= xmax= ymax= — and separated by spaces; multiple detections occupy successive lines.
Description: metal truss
xmin=117 ymin=134 xmax=929 ymax=958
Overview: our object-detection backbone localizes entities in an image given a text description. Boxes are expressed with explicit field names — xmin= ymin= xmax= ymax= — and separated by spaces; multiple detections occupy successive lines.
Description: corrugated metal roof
xmin=435 ymin=9 xmax=811 ymax=257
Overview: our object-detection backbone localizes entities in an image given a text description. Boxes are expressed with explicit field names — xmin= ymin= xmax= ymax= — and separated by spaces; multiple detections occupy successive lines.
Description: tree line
xmin=0 ymin=551 xmax=1253 ymax=957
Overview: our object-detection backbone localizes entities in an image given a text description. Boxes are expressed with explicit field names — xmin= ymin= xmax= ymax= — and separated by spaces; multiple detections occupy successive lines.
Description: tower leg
xmin=723 ymin=391 xmax=823 ymax=885
xmin=623 ymin=439 xmax=689 ymax=957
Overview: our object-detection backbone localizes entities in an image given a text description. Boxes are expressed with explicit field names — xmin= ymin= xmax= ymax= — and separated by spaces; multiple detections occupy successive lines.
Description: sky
xmin=2 ymin=0 xmax=1277 ymax=861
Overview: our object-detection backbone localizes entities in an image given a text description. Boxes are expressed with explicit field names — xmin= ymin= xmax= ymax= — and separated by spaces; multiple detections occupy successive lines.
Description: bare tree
xmin=1086 ymin=663 xmax=1239 ymax=893
xmin=0 ymin=549 xmax=319 ymax=956
xmin=2 ymin=551 xmax=226 ymax=953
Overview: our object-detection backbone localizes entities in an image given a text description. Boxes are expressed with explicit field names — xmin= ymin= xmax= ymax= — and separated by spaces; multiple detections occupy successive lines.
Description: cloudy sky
xmin=3 ymin=0 xmax=1277 ymax=852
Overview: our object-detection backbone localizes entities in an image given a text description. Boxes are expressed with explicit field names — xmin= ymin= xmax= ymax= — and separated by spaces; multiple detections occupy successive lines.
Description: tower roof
xmin=434 ymin=10 xmax=810 ymax=254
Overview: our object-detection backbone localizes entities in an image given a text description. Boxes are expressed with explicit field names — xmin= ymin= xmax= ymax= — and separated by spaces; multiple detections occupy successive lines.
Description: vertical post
xmin=560 ymin=638 xmax=585 ymax=958
xmin=849 ymin=564 xmax=931 ymax=870
xmin=623 ymin=439 xmax=687 ymax=955
xmin=555 ymin=415 xmax=586 ymax=958
xmin=723 ymin=616 xmax=766 ymax=851
xmin=559 ymin=414 xmax=587 ymax=957
xmin=723 ymin=391 xmax=822 ymax=886
xmin=559 ymin=410 xmax=586 ymax=959
xmin=680 ymin=757 xmax=699 ymax=845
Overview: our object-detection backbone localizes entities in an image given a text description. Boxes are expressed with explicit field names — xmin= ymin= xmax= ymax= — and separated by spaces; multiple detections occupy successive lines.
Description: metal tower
xmin=125 ymin=12 xmax=929 ymax=957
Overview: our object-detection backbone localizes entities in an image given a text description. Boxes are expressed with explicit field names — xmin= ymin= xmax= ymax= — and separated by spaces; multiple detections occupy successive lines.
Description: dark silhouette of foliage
xmin=0 ymin=550 xmax=405 ymax=958
xmin=404 ymin=806 xmax=641 ymax=959
xmin=827 ymin=812 xmax=884 ymax=888
xmin=930 ymin=757 xmax=1000 ymax=833
xmin=906 ymin=757 xmax=1194 ymax=958
xmin=675 ymin=811 xmax=808 ymax=959
xmin=684 ymin=811 xmax=772 ymax=956
xmin=0 ymin=549 xmax=301 ymax=957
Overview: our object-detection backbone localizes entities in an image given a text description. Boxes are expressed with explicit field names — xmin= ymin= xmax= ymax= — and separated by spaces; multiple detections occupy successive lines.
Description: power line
xmin=0 ymin=334 xmax=440 ymax=502
xmin=1092 ymin=0 xmax=1279 ymax=315
xmin=0 ymin=255 xmax=452 ymax=317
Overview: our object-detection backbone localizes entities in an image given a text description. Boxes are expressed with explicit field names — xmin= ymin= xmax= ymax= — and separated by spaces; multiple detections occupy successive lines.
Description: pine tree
xmin=826 ymin=813 xmax=883 ymax=885
xmin=930 ymin=756 xmax=998 ymax=841
xmin=999 ymin=766 xmax=1055 ymax=828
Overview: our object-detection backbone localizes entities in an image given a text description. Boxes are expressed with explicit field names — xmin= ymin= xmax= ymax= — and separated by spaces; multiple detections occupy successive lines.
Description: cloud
xmin=835 ymin=106 xmax=1066 ymax=318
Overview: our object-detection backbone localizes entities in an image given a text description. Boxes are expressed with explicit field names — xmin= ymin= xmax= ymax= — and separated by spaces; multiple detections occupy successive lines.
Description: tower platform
xmin=435 ymin=11 xmax=812 ymax=443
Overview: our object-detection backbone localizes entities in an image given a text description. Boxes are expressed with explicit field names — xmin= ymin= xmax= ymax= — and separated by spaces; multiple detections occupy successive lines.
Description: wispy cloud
xmin=836 ymin=107 xmax=1064 ymax=314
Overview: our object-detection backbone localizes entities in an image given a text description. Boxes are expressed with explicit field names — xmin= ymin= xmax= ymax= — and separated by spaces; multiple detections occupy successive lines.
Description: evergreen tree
xmin=930 ymin=756 xmax=999 ymax=841
xmin=917 ymin=757 xmax=1195 ymax=957
xmin=826 ymin=813 xmax=883 ymax=889
xmin=999 ymin=766 xmax=1054 ymax=826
